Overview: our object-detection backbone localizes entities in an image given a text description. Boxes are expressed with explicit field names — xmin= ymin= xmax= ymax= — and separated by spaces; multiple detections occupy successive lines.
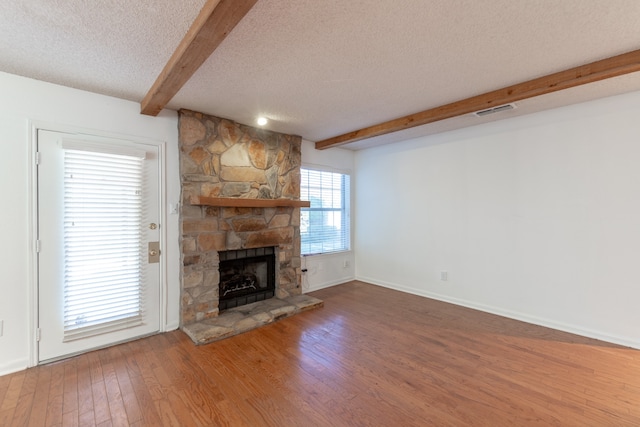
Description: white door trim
xmin=29 ymin=121 xmax=168 ymax=366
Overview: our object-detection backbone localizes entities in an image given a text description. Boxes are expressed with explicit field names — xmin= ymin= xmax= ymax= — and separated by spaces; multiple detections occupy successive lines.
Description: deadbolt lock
xmin=148 ymin=241 xmax=161 ymax=263
xmin=149 ymin=223 xmax=158 ymax=230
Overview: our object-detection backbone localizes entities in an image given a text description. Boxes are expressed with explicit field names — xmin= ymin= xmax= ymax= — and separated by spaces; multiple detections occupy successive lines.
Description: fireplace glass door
xmin=218 ymin=247 xmax=276 ymax=310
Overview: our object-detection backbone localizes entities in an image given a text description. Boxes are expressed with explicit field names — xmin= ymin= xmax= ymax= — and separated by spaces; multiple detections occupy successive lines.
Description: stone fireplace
xmin=179 ymin=109 xmax=305 ymax=326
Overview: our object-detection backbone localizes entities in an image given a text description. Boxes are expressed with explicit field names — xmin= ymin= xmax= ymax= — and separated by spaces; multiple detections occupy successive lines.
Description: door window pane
xmin=63 ymin=148 xmax=145 ymax=341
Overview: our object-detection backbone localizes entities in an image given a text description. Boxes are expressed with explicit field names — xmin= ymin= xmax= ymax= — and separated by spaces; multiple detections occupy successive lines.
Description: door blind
xmin=62 ymin=147 xmax=146 ymax=341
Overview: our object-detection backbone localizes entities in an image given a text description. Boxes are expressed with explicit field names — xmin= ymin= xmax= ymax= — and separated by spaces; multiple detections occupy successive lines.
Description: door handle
xmin=148 ymin=241 xmax=161 ymax=263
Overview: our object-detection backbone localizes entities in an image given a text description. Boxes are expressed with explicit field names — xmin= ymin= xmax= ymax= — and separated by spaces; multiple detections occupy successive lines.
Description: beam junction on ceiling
xmin=140 ymin=0 xmax=258 ymax=116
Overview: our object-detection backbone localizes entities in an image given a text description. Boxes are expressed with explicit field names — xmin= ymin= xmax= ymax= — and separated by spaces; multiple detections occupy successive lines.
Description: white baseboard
xmin=0 ymin=358 xmax=29 ymax=377
xmin=303 ymin=275 xmax=355 ymax=293
xmin=356 ymin=275 xmax=640 ymax=350
xmin=164 ymin=321 xmax=180 ymax=332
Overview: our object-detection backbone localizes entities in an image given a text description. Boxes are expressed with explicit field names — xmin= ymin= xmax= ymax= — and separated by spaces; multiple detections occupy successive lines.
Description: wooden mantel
xmin=190 ymin=195 xmax=310 ymax=208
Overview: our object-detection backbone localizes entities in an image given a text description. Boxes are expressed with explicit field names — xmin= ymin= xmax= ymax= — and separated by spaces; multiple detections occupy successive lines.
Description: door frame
xmin=28 ymin=121 xmax=169 ymax=366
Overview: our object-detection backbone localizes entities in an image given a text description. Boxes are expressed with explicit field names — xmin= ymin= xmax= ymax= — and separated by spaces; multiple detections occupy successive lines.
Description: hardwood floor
xmin=1 ymin=280 xmax=639 ymax=426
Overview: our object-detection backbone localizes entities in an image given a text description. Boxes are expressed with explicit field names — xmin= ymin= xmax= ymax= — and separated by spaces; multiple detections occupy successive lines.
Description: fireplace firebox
xmin=218 ymin=247 xmax=276 ymax=311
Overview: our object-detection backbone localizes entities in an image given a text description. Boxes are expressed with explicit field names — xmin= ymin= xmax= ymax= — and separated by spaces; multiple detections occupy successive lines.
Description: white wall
xmin=301 ymin=140 xmax=356 ymax=291
xmin=0 ymin=72 xmax=181 ymax=375
xmin=355 ymin=90 xmax=640 ymax=349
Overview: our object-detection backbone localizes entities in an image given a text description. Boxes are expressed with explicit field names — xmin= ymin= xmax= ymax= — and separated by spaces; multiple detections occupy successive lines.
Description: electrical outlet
xmin=440 ymin=271 xmax=448 ymax=281
xmin=343 ymin=260 xmax=350 ymax=268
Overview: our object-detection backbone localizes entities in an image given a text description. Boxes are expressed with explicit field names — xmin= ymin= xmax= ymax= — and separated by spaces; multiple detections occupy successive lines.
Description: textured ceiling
xmin=0 ymin=0 xmax=206 ymax=100
xmin=2 ymin=0 xmax=640 ymax=149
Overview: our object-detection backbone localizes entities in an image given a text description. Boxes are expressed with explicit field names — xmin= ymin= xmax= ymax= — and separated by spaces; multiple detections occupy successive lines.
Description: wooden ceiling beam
xmin=140 ymin=0 xmax=258 ymax=116
xmin=315 ymin=48 xmax=640 ymax=150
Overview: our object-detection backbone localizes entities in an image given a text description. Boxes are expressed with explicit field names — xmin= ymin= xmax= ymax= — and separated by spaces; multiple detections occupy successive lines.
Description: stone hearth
xmin=182 ymin=294 xmax=323 ymax=345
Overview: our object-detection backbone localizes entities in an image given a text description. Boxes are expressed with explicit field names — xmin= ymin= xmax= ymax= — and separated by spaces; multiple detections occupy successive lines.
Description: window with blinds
xmin=300 ymin=168 xmax=351 ymax=255
xmin=62 ymin=146 xmax=146 ymax=341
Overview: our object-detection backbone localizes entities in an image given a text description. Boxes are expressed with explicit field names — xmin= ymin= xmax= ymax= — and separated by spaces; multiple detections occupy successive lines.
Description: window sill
xmin=302 ymin=250 xmax=352 ymax=258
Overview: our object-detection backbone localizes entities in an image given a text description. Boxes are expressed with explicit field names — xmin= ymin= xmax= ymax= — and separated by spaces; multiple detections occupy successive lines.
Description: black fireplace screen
xmin=218 ymin=247 xmax=276 ymax=310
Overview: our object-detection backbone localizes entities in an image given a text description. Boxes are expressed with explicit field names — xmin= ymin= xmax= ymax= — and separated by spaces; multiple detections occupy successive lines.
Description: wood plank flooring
xmin=1 ymin=280 xmax=639 ymax=426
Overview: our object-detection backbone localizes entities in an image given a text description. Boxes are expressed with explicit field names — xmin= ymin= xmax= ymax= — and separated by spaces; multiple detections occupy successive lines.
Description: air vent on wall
xmin=472 ymin=103 xmax=516 ymax=117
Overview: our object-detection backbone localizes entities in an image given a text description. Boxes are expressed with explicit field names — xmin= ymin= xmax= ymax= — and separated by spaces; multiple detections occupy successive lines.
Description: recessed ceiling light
xmin=257 ymin=117 xmax=268 ymax=126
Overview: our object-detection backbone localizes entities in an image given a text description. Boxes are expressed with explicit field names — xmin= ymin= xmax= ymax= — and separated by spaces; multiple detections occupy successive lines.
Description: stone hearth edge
xmin=182 ymin=294 xmax=323 ymax=345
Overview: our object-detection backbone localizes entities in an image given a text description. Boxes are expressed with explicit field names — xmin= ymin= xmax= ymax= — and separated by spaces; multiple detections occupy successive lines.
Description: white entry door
xmin=37 ymin=129 xmax=161 ymax=362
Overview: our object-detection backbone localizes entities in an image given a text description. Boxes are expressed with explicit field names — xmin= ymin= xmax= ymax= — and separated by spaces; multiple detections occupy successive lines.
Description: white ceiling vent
xmin=473 ymin=103 xmax=517 ymax=117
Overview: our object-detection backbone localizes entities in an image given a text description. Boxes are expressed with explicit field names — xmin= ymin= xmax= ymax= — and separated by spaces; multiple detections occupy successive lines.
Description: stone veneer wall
xmin=178 ymin=109 xmax=303 ymax=325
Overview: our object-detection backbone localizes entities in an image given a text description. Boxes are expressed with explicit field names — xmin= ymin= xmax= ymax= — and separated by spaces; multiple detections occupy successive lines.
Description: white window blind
xmin=62 ymin=148 xmax=145 ymax=341
xmin=300 ymin=168 xmax=350 ymax=255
